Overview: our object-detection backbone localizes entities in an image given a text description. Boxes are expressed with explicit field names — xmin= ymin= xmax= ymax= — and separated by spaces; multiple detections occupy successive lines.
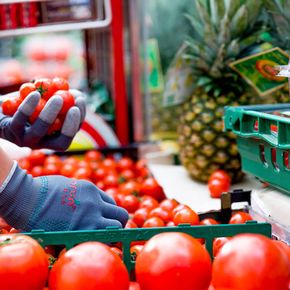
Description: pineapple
xmin=167 ymin=0 xmax=290 ymax=183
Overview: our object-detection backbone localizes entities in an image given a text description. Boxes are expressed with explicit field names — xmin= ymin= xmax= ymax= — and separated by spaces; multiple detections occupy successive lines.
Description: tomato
xmin=95 ymin=180 xmax=106 ymax=191
xmin=139 ymin=196 xmax=159 ymax=211
xmin=117 ymin=157 xmax=134 ymax=172
xmin=2 ymin=97 xmax=21 ymax=116
xmin=125 ymin=220 xmax=138 ymax=229
xmin=92 ymin=167 xmax=107 ymax=182
xmin=51 ymin=77 xmax=69 ymax=93
xmin=129 ymin=281 xmax=141 ymax=290
xmin=102 ymin=158 xmax=117 ymax=171
xmin=120 ymin=195 xmax=140 ymax=213
xmin=119 ymin=169 xmax=135 ymax=181
xmin=110 ymin=246 xmax=123 ymax=259
xmin=119 ymin=181 xmax=141 ymax=195
xmin=19 ymin=82 xmax=36 ymax=100
xmin=148 ymin=207 xmax=171 ymax=223
xmin=212 ymin=234 xmax=289 ymax=290
xmin=130 ymin=244 xmax=144 ymax=260
xmin=200 ymin=218 xmax=219 ymax=226
xmin=34 ymin=78 xmax=54 ymax=100
xmin=0 ymin=234 xmax=48 ymax=290
xmin=49 ymin=242 xmax=129 ymax=290
xmin=44 ymin=245 xmax=56 ymax=257
xmin=103 ymin=173 xmax=119 ymax=188
xmin=53 ymin=90 xmax=75 ymax=115
xmin=84 ymin=150 xmax=103 ymax=162
xmin=229 ymin=211 xmax=253 ymax=224
xmin=173 ymin=207 xmax=199 ymax=226
xmin=208 ymin=170 xmax=231 ymax=184
xmin=47 ymin=116 xmax=64 ymax=135
xmin=140 ymin=178 xmax=166 ymax=201
xmin=172 ymin=204 xmax=191 ymax=217
xmin=28 ymin=150 xmax=46 ymax=166
xmin=136 ymin=232 xmax=212 ymax=290
xmin=18 ymin=158 xmax=31 ymax=171
xmin=60 ymin=163 xmax=77 ymax=177
xmin=43 ymin=163 xmax=60 ymax=175
xmin=31 ymin=165 xmax=44 ymax=177
xmin=29 ymin=98 xmax=46 ymax=124
xmin=213 ymin=237 xmax=231 ymax=257
xmin=73 ymin=167 xmax=93 ymax=180
xmin=166 ymin=221 xmax=176 ymax=226
xmin=143 ymin=216 xmax=165 ymax=228
xmin=62 ymin=156 xmax=79 ymax=166
xmin=159 ymin=198 xmax=179 ymax=212
xmin=135 ymin=159 xmax=149 ymax=178
xmin=132 ymin=208 xmax=150 ymax=227
xmin=44 ymin=155 xmax=62 ymax=167
xmin=208 ymin=178 xmax=230 ymax=198
xmin=272 ymin=240 xmax=290 ymax=266
xmin=0 ymin=216 xmax=11 ymax=231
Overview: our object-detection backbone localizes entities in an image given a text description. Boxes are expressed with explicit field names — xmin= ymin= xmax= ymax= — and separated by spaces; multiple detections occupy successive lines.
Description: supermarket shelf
xmin=0 ymin=0 xmax=112 ymax=38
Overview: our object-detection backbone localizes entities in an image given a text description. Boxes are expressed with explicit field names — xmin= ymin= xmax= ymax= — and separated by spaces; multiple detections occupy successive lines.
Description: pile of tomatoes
xmin=2 ymin=77 xmax=75 ymax=134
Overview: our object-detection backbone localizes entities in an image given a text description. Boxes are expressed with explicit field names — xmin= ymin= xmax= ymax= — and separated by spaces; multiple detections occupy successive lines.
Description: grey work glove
xmin=0 ymin=90 xmax=86 ymax=151
xmin=0 ymin=161 xmax=129 ymax=232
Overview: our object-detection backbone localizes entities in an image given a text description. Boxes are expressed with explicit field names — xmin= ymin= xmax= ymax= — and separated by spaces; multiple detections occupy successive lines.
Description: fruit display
xmin=1 ymin=77 xmax=74 ymax=135
xmin=166 ymin=0 xmax=290 ymax=184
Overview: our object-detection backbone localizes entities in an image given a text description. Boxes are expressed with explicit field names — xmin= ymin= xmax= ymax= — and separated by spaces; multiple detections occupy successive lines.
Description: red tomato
xmin=133 ymin=208 xmax=150 ymax=227
xmin=73 ymin=167 xmax=93 ymax=180
xmin=62 ymin=156 xmax=79 ymax=166
xmin=212 ymin=234 xmax=289 ymax=290
xmin=49 ymin=242 xmax=129 ymax=290
xmin=117 ymin=157 xmax=134 ymax=172
xmin=139 ymin=196 xmax=159 ymax=211
xmin=53 ymin=90 xmax=75 ymax=115
xmin=125 ymin=220 xmax=138 ymax=229
xmin=119 ymin=169 xmax=135 ymax=181
xmin=200 ymin=218 xmax=219 ymax=226
xmin=43 ymin=163 xmax=60 ymax=175
xmin=84 ymin=150 xmax=103 ymax=162
xmin=34 ymin=78 xmax=54 ymax=100
xmin=0 ymin=217 xmax=11 ymax=231
xmin=130 ymin=245 xmax=144 ymax=259
xmin=103 ymin=173 xmax=119 ymax=188
xmin=166 ymin=221 xmax=176 ymax=226
xmin=120 ymin=195 xmax=140 ymax=213
xmin=143 ymin=216 xmax=165 ymax=228
xmin=213 ymin=237 xmax=231 ymax=257
xmin=44 ymin=155 xmax=62 ymax=167
xmin=28 ymin=150 xmax=46 ymax=166
xmin=47 ymin=116 xmax=64 ymax=135
xmin=140 ymin=178 xmax=166 ymax=201
xmin=19 ymin=82 xmax=36 ymax=100
xmin=229 ymin=211 xmax=253 ymax=224
xmin=173 ymin=207 xmax=199 ymax=226
xmin=272 ymin=240 xmax=290 ymax=265
xmin=172 ymin=204 xmax=191 ymax=217
xmin=60 ymin=163 xmax=76 ymax=177
xmin=105 ymin=187 xmax=119 ymax=201
xmin=51 ymin=77 xmax=69 ymax=93
xmin=136 ymin=232 xmax=212 ymax=290
xmin=208 ymin=170 xmax=231 ymax=184
xmin=0 ymin=234 xmax=48 ymax=290
xmin=159 ymin=198 xmax=179 ymax=212
xmin=110 ymin=246 xmax=123 ymax=259
xmin=29 ymin=98 xmax=46 ymax=124
xmin=148 ymin=207 xmax=171 ymax=223
xmin=18 ymin=158 xmax=31 ymax=171
xmin=208 ymin=178 xmax=230 ymax=198
xmin=92 ymin=167 xmax=107 ymax=182
xmin=31 ymin=165 xmax=44 ymax=177
xmin=102 ymin=158 xmax=116 ymax=171
xmin=95 ymin=180 xmax=106 ymax=191
xmin=129 ymin=281 xmax=141 ymax=290
xmin=2 ymin=97 xmax=21 ymax=116
xmin=119 ymin=181 xmax=141 ymax=196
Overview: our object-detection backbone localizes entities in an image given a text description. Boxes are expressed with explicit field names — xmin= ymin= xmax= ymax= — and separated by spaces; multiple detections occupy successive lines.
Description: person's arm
xmin=0 ymin=90 xmax=86 ymax=151
xmin=0 ymin=145 xmax=128 ymax=232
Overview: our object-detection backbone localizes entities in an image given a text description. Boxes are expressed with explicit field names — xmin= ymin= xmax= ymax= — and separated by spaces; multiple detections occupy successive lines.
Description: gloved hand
xmin=0 ymin=89 xmax=86 ymax=151
xmin=0 ymin=161 xmax=128 ymax=232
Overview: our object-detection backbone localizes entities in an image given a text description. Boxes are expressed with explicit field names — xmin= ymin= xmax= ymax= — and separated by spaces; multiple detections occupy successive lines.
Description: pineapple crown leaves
xmin=180 ymin=0 xmax=265 ymax=96
xmin=264 ymin=0 xmax=290 ymax=51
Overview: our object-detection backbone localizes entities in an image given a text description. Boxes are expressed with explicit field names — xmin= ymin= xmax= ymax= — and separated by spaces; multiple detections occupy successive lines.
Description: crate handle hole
xmin=254 ymin=120 xmax=258 ymax=131
xmin=271 ymin=148 xmax=279 ymax=171
xmin=259 ymin=144 xmax=268 ymax=167
xmin=283 ymin=151 xmax=290 ymax=169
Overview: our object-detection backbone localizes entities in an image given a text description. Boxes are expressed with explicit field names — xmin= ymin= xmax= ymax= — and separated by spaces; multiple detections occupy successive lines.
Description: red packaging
xmin=19 ymin=3 xmax=38 ymax=28
xmin=0 ymin=4 xmax=18 ymax=30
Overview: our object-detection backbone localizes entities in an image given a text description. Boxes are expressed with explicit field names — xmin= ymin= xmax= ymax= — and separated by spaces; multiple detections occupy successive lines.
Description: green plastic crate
xmin=23 ymin=189 xmax=270 ymax=275
xmin=224 ymin=103 xmax=290 ymax=195
xmin=26 ymin=222 xmax=271 ymax=275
